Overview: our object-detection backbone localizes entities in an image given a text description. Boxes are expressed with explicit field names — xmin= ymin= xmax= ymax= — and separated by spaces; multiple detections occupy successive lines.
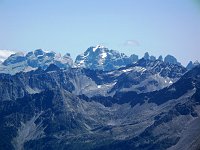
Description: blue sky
xmin=0 ymin=0 xmax=200 ymax=65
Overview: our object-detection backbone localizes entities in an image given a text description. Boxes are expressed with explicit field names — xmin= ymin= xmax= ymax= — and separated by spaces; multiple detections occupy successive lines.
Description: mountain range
xmin=0 ymin=45 xmax=194 ymax=75
xmin=0 ymin=46 xmax=200 ymax=150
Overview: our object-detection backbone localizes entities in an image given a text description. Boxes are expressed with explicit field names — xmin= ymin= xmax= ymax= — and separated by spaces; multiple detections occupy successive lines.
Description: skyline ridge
xmin=0 ymin=45 xmax=198 ymax=66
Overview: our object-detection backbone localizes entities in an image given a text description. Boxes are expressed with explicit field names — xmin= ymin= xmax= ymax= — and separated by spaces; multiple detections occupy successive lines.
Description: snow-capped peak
xmin=75 ymin=46 xmax=139 ymax=71
xmin=92 ymin=45 xmax=105 ymax=52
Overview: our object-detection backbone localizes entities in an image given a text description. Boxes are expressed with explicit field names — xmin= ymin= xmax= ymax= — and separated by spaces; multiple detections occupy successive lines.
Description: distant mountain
xmin=75 ymin=45 xmax=139 ymax=71
xmin=75 ymin=46 xmax=185 ymax=72
xmin=109 ymin=58 xmax=187 ymax=94
xmin=143 ymin=52 xmax=156 ymax=61
xmin=0 ymin=46 xmax=189 ymax=75
xmin=186 ymin=60 xmax=200 ymax=70
xmin=164 ymin=54 xmax=181 ymax=65
xmin=0 ymin=49 xmax=73 ymax=75
xmin=0 ymin=47 xmax=187 ymax=99
xmin=0 ymin=58 xmax=187 ymax=102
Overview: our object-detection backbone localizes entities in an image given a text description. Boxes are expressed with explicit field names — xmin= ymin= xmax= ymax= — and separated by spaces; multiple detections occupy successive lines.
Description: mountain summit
xmin=75 ymin=45 xmax=138 ymax=71
xmin=0 ymin=49 xmax=73 ymax=75
xmin=186 ymin=60 xmax=200 ymax=70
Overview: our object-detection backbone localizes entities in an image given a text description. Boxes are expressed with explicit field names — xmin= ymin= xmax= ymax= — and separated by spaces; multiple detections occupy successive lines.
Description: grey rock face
xmin=150 ymin=55 xmax=156 ymax=61
xmin=143 ymin=52 xmax=150 ymax=60
xmin=109 ymin=58 xmax=187 ymax=94
xmin=0 ymin=65 xmax=199 ymax=150
xmin=0 ymin=58 xmax=187 ymax=103
xmin=158 ymin=55 xmax=163 ymax=61
xmin=164 ymin=55 xmax=181 ymax=65
xmin=129 ymin=54 xmax=139 ymax=62
xmin=143 ymin=52 xmax=157 ymax=61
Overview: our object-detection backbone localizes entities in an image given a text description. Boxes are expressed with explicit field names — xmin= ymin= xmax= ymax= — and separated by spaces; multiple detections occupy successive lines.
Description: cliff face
xmin=0 ymin=65 xmax=200 ymax=150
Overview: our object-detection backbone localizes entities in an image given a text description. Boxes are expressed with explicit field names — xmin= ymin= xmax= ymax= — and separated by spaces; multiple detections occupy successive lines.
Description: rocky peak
xmin=164 ymin=54 xmax=181 ymax=65
xmin=75 ymin=45 xmax=136 ymax=71
xmin=143 ymin=52 xmax=150 ymax=60
xmin=186 ymin=60 xmax=200 ymax=70
xmin=34 ymin=49 xmax=45 ymax=56
xmin=158 ymin=55 xmax=163 ymax=61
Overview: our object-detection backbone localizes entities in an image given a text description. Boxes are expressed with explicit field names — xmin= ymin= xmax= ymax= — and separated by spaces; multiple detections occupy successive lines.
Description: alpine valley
xmin=0 ymin=45 xmax=200 ymax=150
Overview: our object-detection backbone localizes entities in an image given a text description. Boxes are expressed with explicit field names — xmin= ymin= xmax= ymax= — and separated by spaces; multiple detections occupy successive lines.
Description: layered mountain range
xmin=0 ymin=46 xmax=200 ymax=150
xmin=0 ymin=45 xmax=190 ymax=74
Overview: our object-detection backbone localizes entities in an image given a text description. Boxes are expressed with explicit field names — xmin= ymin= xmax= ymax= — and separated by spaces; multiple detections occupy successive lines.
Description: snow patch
xmin=122 ymin=68 xmax=133 ymax=72
xmin=93 ymin=45 xmax=105 ymax=52
xmin=101 ymin=52 xmax=107 ymax=59
xmin=79 ymin=60 xmax=85 ymax=64
xmin=23 ymin=66 xmax=37 ymax=72
xmin=122 ymin=66 xmax=146 ymax=73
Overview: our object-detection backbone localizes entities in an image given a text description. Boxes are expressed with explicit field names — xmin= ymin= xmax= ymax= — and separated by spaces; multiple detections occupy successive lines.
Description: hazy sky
xmin=0 ymin=0 xmax=200 ymax=65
